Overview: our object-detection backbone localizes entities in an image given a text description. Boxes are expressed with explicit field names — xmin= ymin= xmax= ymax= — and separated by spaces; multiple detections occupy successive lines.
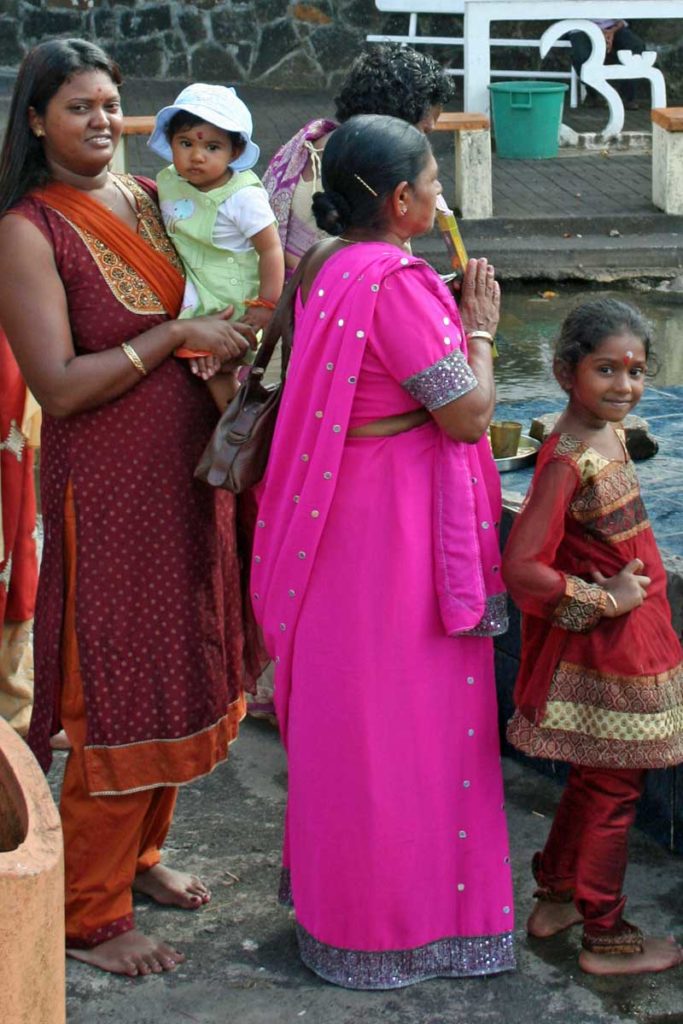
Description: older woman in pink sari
xmin=253 ymin=115 xmax=514 ymax=989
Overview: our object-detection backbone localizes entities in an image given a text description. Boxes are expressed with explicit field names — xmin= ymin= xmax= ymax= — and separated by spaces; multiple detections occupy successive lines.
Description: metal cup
xmin=489 ymin=420 xmax=523 ymax=459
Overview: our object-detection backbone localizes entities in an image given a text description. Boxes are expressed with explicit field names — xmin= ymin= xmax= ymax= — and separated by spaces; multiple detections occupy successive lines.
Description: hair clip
xmin=354 ymin=173 xmax=378 ymax=197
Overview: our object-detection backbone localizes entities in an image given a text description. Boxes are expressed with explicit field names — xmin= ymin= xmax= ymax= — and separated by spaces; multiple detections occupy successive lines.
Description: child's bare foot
xmin=67 ymin=929 xmax=184 ymax=977
xmin=133 ymin=863 xmax=210 ymax=909
xmin=579 ymin=936 xmax=683 ymax=976
xmin=527 ymin=900 xmax=583 ymax=938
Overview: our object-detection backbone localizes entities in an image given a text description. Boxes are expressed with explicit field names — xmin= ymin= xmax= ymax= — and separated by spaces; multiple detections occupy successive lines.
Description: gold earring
xmin=34 ymin=129 xmax=44 ymax=138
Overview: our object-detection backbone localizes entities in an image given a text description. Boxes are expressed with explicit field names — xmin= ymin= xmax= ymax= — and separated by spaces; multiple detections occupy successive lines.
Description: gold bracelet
xmin=466 ymin=330 xmax=494 ymax=345
xmin=121 ymin=342 xmax=148 ymax=377
xmin=604 ymin=591 xmax=618 ymax=613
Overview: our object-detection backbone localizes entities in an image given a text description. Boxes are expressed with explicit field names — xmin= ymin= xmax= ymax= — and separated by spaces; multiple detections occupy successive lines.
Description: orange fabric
xmin=84 ymin=692 xmax=246 ymax=795
xmin=60 ymin=480 xmax=177 ymax=947
xmin=33 ymin=180 xmax=184 ymax=317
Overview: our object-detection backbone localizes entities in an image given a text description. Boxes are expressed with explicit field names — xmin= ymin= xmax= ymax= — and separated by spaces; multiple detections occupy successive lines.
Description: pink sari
xmin=253 ymin=244 xmax=514 ymax=988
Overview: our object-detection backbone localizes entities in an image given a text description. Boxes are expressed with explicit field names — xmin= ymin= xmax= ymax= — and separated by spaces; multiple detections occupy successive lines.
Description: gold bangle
xmin=466 ymin=330 xmax=494 ymax=345
xmin=604 ymin=591 xmax=618 ymax=613
xmin=121 ymin=342 xmax=148 ymax=377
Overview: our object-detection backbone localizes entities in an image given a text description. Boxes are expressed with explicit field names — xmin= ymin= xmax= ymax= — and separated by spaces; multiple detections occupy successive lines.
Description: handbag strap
xmin=252 ymin=243 xmax=324 ymax=380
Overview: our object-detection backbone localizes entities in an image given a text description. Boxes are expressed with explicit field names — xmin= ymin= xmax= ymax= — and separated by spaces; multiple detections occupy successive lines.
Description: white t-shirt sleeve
xmin=212 ymin=187 xmax=276 ymax=252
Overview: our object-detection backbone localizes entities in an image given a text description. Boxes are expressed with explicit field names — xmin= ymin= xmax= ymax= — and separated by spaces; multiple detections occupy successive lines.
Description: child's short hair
xmin=165 ymin=110 xmax=245 ymax=154
xmin=555 ymin=298 xmax=653 ymax=370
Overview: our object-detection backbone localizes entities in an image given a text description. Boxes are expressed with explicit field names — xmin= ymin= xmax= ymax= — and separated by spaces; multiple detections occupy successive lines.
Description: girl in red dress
xmin=503 ymin=298 xmax=683 ymax=976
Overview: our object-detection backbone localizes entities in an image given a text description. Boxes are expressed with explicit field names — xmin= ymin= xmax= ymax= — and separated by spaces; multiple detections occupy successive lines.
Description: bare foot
xmin=67 ymin=929 xmax=184 ymax=977
xmin=527 ymin=900 xmax=583 ymax=938
xmin=133 ymin=863 xmax=210 ymax=909
xmin=579 ymin=936 xmax=683 ymax=976
xmin=50 ymin=729 xmax=71 ymax=751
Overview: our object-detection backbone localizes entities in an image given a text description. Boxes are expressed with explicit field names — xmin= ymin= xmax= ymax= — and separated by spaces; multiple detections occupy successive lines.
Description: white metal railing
xmin=367 ymin=4 xmax=580 ymax=106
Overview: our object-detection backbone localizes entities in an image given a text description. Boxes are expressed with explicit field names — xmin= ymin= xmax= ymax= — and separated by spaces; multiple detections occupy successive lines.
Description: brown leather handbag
xmin=194 ymin=254 xmax=310 ymax=493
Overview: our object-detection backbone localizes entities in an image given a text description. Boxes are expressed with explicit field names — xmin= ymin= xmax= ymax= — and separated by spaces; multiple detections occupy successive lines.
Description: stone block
xmin=179 ymin=7 xmax=207 ymax=45
xmin=191 ymin=42 xmax=243 ymax=84
xmin=254 ymin=47 xmax=322 ymax=90
xmin=309 ymin=24 xmax=361 ymax=73
xmin=110 ymin=37 xmax=165 ymax=78
xmin=342 ymin=0 xmax=377 ymax=30
xmin=0 ymin=0 xmax=19 ymax=16
xmin=168 ymin=51 xmax=190 ymax=79
xmin=22 ymin=7 xmax=83 ymax=39
xmin=93 ymin=6 xmax=116 ymax=38
xmin=252 ymin=17 xmax=299 ymax=78
xmin=0 ymin=17 xmax=23 ymax=64
xmin=253 ymin=0 xmax=289 ymax=20
xmin=0 ymin=717 xmax=64 ymax=1024
xmin=121 ymin=5 xmax=172 ymax=37
xmin=529 ymin=412 xmax=659 ymax=460
xmin=292 ymin=1 xmax=333 ymax=26
xmin=211 ymin=7 xmax=257 ymax=47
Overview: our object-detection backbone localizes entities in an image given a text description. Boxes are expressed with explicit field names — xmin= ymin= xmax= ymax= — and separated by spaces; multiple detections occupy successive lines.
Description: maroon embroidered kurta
xmin=14 ymin=178 xmax=246 ymax=793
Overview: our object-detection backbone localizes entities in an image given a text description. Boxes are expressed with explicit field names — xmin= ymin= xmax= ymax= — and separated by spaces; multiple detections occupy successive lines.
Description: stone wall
xmin=1 ymin=2 xmax=682 ymax=100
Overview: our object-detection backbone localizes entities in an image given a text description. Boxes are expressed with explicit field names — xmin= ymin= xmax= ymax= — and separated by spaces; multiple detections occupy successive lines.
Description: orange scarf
xmin=32 ymin=180 xmax=184 ymax=317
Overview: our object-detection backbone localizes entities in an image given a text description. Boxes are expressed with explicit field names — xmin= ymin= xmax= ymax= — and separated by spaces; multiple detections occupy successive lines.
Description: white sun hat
xmin=148 ymin=83 xmax=260 ymax=170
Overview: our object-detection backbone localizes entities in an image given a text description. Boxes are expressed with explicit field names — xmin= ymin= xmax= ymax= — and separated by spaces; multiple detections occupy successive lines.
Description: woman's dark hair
xmin=0 ymin=38 xmax=122 ymax=213
xmin=312 ymin=114 xmax=431 ymax=237
xmin=554 ymin=297 xmax=653 ymax=370
xmin=165 ymin=110 xmax=244 ymax=153
xmin=334 ymin=44 xmax=453 ymax=126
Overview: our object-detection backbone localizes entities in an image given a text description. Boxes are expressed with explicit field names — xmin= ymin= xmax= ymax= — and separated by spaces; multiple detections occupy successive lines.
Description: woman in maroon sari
xmin=0 ymin=39 xmax=253 ymax=977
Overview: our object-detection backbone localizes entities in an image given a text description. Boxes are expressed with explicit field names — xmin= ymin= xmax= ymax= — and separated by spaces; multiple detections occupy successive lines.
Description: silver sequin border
xmin=279 ymin=871 xmax=515 ymax=989
xmin=464 ymin=592 xmax=509 ymax=637
xmin=297 ymin=922 xmax=515 ymax=990
xmin=402 ymin=350 xmax=477 ymax=411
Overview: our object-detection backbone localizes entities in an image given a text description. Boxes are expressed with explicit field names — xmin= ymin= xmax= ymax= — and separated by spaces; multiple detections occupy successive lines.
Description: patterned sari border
xmin=507 ymin=708 xmax=683 ymax=770
xmin=295 ymin=922 xmax=515 ymax=990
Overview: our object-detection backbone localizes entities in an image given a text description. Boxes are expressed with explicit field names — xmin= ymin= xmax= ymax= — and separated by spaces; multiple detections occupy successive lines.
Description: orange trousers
xmin=61 ymin=483 xmax=177 ymax=948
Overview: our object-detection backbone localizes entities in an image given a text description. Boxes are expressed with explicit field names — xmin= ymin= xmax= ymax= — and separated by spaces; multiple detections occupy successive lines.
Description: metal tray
xmin=494 ymin=434 xmax=540 ymax=473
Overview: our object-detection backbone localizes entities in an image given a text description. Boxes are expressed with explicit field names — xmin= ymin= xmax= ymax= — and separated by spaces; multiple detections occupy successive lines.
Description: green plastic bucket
xmin=488 ymin=81 xmax=568 ymax=159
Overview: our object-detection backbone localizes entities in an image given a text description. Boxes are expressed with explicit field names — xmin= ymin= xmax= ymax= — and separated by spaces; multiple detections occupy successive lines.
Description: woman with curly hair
xmin=263 ymin=44 xmax=453 ymax=282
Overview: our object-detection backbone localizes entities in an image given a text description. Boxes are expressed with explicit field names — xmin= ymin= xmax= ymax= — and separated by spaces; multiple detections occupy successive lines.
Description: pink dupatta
xmin=251 ymin=244 xmax=506 ymax=741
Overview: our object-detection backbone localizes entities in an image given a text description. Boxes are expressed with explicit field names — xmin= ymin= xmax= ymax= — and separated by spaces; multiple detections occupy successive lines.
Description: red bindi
xmin=196 ymin=131 xmax=203 ymax=139
xmin=623 ymin=350 xmax=634 ymax=366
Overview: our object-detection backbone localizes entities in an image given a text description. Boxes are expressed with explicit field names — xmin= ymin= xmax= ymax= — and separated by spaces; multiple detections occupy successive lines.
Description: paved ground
xmin=49 ymin=719 xmax=683 ymax=1024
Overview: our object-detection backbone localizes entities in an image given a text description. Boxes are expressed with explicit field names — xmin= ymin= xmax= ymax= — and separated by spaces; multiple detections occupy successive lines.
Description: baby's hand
xmin=593 ymin=559 xmax=651 ymax=617
xmin=240 ymin=306 xmax=273 ymax=335
xmin=190 ymin=354 xmax=222 ymax=380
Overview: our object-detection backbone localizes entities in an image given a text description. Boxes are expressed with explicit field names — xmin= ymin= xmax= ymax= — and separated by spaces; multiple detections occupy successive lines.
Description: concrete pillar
xmin=455 ymin=128 xmax=493 ymax=220
xmin=0 ymin=718 xmax=65 ymax=1024
xmin=652 ymin=110 xmax=683 ymax=215
xmin=434 ymin=113 xmax=493 ymax=221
